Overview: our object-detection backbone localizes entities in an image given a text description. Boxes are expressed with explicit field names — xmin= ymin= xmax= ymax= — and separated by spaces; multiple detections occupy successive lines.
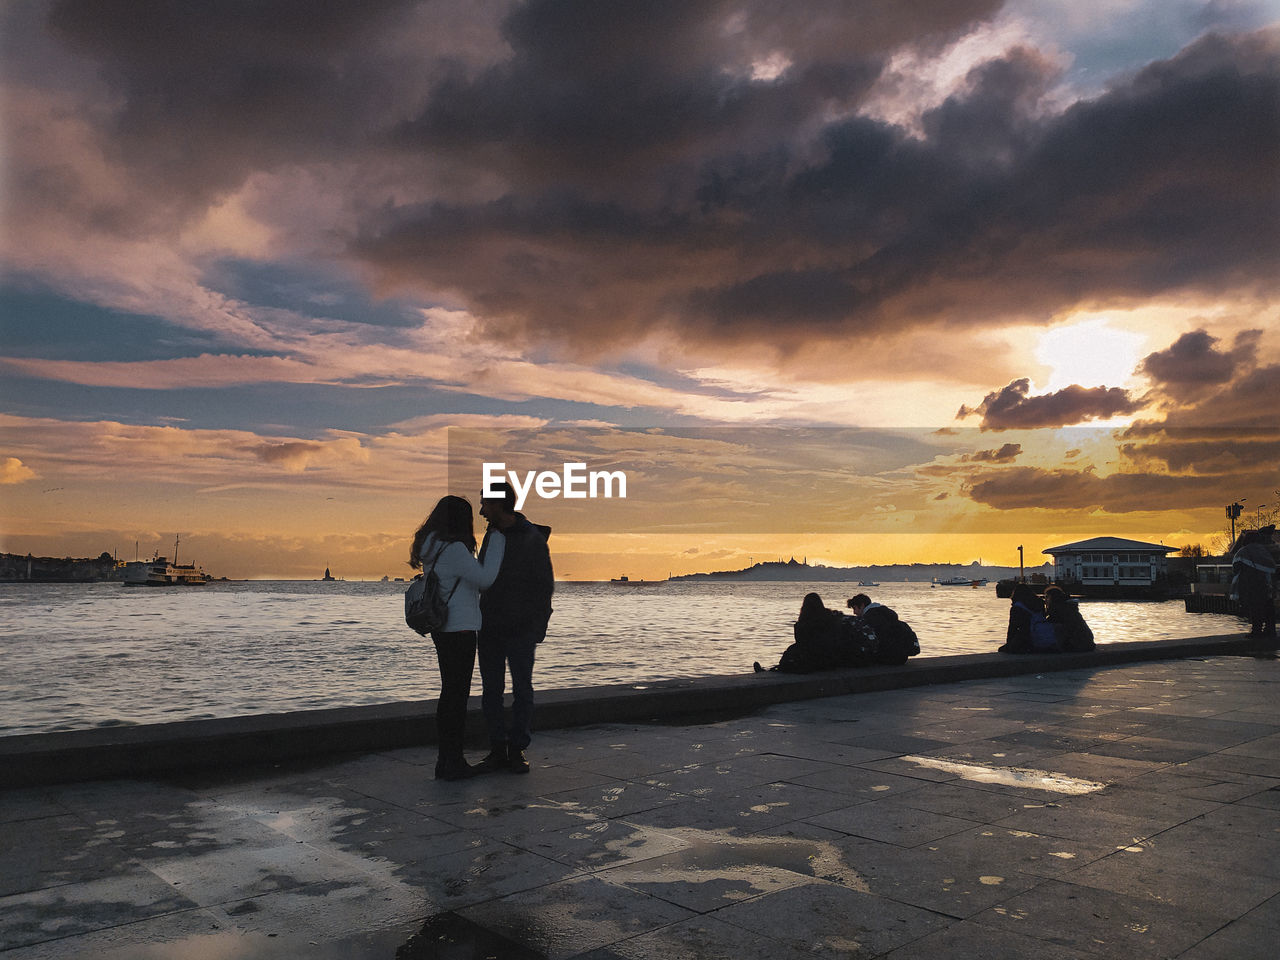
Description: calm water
xmin=0 ymin=579 xmax=1244 ymax=737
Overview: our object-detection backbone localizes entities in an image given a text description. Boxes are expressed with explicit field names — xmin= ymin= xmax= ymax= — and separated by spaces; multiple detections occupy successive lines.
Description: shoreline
xmin=5 ymin=631 xmax=1273 ymax=788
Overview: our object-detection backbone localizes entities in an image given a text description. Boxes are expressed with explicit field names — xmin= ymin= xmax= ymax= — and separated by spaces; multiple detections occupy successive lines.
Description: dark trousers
xmin=477 ymin=627 xmax=540 ymax=751
xmin=431 ymin=630 xmax=477 ymax=769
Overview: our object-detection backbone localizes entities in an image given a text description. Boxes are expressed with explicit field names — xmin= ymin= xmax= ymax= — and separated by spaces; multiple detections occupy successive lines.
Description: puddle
xmin=899 ymin=755 xmax=1105 ymax=794
xmin=613 ymin=830 xmax=869 ymax=894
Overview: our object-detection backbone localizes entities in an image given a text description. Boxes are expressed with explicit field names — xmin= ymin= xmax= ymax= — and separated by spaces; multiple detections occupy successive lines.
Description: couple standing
xmin=409 ymin=482 xmax=554 ymax=780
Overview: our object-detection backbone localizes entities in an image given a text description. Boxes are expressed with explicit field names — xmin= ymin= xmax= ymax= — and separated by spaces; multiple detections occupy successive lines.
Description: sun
xmin=1034 ymin=315 xmax=1147 ymax=393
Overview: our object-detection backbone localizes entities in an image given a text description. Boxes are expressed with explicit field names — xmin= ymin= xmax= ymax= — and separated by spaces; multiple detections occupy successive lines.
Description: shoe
xmin=509 ymin=750 xmax=531 ymax=774
xmin=475 ymin=748 xmax=508 ymax=773
xmin=434 ymin=761 xmax=478 ymax=781
xmin=753 ymin=661 xmax=764 ymax=673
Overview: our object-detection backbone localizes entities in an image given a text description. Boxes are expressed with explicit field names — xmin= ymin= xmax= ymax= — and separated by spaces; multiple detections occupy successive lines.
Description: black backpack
xmin=404 ymin=543 xmax=459 ymax=635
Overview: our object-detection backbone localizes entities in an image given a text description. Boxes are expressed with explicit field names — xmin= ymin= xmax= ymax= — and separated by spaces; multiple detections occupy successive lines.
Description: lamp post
xmin=1017 ymin=544 xmax=1024 ymax=582
xmin=1226 ymin=501 xmax=1246 ymax=550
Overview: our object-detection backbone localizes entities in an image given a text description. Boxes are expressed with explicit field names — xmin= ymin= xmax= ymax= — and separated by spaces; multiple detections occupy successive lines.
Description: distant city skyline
xmin=2 ymin=1 xmax=1278 ymax=580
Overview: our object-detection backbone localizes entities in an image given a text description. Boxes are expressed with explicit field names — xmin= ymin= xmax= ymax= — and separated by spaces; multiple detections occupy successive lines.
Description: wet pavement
xmin=3 ymin=655 xmax=1278 ymax=959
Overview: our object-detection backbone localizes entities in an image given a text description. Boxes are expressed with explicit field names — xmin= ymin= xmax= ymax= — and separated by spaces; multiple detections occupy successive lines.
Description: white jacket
xmin=419 ymin=531 xmax=506 ymax=632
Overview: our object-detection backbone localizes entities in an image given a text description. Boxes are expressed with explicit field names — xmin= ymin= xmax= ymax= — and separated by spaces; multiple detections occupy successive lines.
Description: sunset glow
xmin=2 ymin=1 xmax=1277 ymax=580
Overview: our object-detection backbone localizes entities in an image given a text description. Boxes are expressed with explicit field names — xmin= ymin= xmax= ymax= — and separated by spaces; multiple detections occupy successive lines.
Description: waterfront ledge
xmin=4 ymin=632 xmax=1273 ymax=787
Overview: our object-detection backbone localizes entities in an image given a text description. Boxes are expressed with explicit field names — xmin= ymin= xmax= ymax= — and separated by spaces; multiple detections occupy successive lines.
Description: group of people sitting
xmin=756 ymin=581 xmax=1101 ymax=674
xmin=754 ymin=592 xmax=920 ymax=674
xmin=1000 ymin=583 xmax=1095 ymax=654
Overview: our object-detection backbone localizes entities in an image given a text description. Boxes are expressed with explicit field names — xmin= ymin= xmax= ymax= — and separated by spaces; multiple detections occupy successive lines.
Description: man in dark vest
xmin=476 ymin=481 xmax=554 ymax=773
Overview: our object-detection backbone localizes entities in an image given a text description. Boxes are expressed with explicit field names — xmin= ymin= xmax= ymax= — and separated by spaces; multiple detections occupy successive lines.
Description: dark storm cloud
xmin=1139 ymin=328 xmax=1261 ymax=397
xmin=22 ymin=3 xmax=1280 ymax=349
xmin=956 ymin=378 xmax=1141 ymax=430
xmin=965 ymin=466 xmax=1243 ymax=513
xmin=358 ymin=24 xmax=1280 ymax=347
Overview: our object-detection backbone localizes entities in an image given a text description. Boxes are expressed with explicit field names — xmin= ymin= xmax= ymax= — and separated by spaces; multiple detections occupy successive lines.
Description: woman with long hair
xmin=409 ymin=495 xmax=506 ymax=780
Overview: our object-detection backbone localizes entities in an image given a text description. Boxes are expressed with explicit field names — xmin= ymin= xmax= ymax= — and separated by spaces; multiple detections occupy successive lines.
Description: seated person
xmin=754 ymin=592 xmax=874 ymax=673
xmin=846 ymin=593 xmax=920 ymax=665
xmin=1044 ymin=585 xmax=1095 ymax=651
xmin=1000 ymin=583 xmax=1058 ymax=653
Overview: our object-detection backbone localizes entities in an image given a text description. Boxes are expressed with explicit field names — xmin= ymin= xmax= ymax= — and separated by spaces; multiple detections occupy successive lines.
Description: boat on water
xmin=122 ymin=535 xmax=212 ymax=586
xmin=858 ymin=580 xmax=880 ymax=587
xmin=123 ymin=556 xmax=211 ymax=587
xmin=610 ymin=575 xmax=661 ymax=584
xmin=933 ymin=576 xmax=989 ymax=587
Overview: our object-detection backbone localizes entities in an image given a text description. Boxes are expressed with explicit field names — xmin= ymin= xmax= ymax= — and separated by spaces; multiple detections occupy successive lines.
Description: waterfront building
xmin=1043 ymin=537 xmax=1177 ymax=592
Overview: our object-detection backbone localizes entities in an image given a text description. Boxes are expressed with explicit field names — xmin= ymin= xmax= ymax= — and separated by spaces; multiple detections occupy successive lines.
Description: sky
xmin=1 ymin=0 xmax=1278 ymax=580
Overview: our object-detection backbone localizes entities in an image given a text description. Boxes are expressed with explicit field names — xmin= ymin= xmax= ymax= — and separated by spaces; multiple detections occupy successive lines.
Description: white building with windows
xmin=1043 ymin=537 xmax=1176 ymax=587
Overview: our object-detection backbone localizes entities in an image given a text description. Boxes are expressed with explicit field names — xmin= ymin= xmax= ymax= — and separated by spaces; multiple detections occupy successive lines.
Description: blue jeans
xmin=477 ymin=627 xmax=540 ymax=751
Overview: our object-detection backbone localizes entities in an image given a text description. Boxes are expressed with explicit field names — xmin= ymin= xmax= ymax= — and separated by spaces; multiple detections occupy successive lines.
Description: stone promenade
xmin=2 ymin=655 xmax=1278 ymax=959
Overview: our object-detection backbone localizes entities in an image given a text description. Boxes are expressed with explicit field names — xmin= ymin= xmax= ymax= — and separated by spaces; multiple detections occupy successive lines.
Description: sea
xmin=0 ymin=579 xmax=1246 ymax=738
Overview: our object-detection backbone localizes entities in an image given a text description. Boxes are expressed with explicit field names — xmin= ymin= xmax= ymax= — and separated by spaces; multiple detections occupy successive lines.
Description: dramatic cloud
xmin=1139 ymin=328 xmax=1262 ymax=398
xmin=965 ymin=466 xmax=1237 ymax=513
xmin=355 ymin=26 xmax=1280 ymax=350
xmin=961 ymin=442 xmax=1022 ymax=463
xmin=956 ymin=378 xmax=1141 ymax=430
xmin=8 ymin=4 xmax=1274 ymax=356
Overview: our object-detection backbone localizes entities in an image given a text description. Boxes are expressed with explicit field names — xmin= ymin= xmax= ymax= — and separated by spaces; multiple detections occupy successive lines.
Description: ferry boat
xmin=123 ymin=556 xmax=211 ymax=586
xmin=933 ymin=576 xmax=989 ymax=587
xmin=122 ymin=535 xmax=211 ymax=586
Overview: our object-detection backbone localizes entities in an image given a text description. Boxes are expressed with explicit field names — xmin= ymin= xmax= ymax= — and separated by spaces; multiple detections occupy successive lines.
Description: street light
xmin=1226 ymin=500 xmax=1246 ymax=550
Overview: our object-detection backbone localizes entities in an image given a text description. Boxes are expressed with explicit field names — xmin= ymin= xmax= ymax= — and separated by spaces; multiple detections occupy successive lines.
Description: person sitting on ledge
xmin=846 ymin=593 xmax=920 ymax=665
xmin=999 ymin=583 xmax=1058 ymax=653
xmin=754 ymin=592 xmax=874 ymax=673
xmin=1043 ymin=585 xmax=1095 ymax=651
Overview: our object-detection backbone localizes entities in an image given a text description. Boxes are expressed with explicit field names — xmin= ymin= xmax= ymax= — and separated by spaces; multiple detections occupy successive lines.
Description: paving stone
xmin=0 ymin=907 xmax=229 ymax=960
xmin=460 ymin=874 xmax=693 ymax=960
xmin=790 ymin=763 xmax=933 ymax=800
xmin=0 ymin=813 xmax=129 ymax=897
xmin=973 ymin=878 xmax=1229 ymax=959
xmin=1084 ymin=736 xmax=1220 ymax=764
xmin=1064 ymin=844 xmax=1280 ymax=920
xmin=604 ymin=913 xmax=827 ymax=960
xmin=829 ymin=834 xmax=1047 ymax=918
xmin=806 ymin=798 xmax=979 ymax=847
xmin=992 ymin=801 xmax=1164 ymax=846
xmin=394 ymin=836 xmax=580 ymax=909
xmin=0 ymin=871 xmax=200 ymax=950
xmin=713 ymin=878 xmax=949 ymax=957
xmin=0 ymin=789 xmax=63 ymax=824
xmin=1140 ymin=819 xmax=1280 ymax=881
xmin=922 ymin=824 xmax=1116 ymax=880
xmin=872 ymin=781 xmax=1050 ymax=824
xmin=517 ymin=818 xmax=691 ymax=871
xmin=1123 ymin=768 xmax=1278 ymax=803
xmin=1175 ymin=894 xmax=1280 ymax=960
xmin=3 ymin=657 xmax=1277 ymax=960
xmin=879 ymin=918 xmax=1098 ymax=959
xmin=143 ymin=837 xmax=360 ymax=906
xmin=621 ymin=796 xmax=795 ymax=835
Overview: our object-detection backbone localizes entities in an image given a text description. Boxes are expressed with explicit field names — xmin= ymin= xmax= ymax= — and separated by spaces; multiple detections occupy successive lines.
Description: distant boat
xmin=610 ymin=575 xmax=658 ymax=584
xmin=858 ymin=580 xmax=880 ymax=587
xmin=933 ymin=576 xmax=989 ymax=587
xmin=123 ymin=557 xmax=210 ymax=587
xmin=123 ymin=535 xmax=211 ymax=586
